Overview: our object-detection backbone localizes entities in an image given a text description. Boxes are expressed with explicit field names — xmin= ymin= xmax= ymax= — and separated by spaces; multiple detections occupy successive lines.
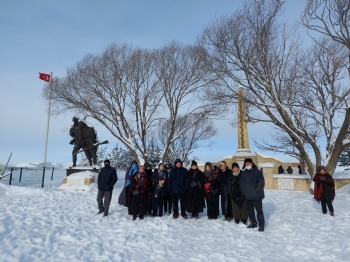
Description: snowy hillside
xmin=0 ymin=180 xmax=349 ymax=261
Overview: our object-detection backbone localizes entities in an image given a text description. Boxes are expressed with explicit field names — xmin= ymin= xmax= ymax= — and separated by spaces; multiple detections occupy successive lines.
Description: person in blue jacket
xmin=240 ymin=158 xmax=265 ymax=232
xmin=97 ymin=159 xmax=118 ymax=217
xmin=168 ymin=158 xmax=189 ymax=219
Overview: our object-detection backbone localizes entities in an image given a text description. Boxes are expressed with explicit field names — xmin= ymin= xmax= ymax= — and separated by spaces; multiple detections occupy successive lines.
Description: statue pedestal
xmin=57 ymin=169 xmax=98 ymax=191
xmin=66 ymin=166 xmax=99 ymax=177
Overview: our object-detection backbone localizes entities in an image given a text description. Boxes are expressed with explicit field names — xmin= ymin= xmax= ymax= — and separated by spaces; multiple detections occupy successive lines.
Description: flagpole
xmin=43 ymin=72 xmax=53 ymax=167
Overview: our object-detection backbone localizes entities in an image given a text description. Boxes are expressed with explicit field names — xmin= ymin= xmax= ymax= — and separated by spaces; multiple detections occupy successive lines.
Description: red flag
xmin=39 ymin=72 xmax=51 ymax=82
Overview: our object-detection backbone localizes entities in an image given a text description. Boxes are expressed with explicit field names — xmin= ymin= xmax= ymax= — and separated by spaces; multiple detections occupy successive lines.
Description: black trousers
xmin=220 ymin=186 xmax=226 ymax=216
xmin=97 ymin=190 xmax=113 ymax=215
xmin=164 ymin=192 xmax=172 ymax=213
xmin=172 ymin=193 xmax=186 ymax=216
xmin=321 ymin=199 xmax=334 ymax=213
xmin=246 ymin=199 xmax=265 ymax=226
xmin=153 ymin=196 xmax=165 ymax=216
xmin=205 ymin=194 xmax=220 ymax=219
xmin=148 ymin=195 xmax=153 ymax=215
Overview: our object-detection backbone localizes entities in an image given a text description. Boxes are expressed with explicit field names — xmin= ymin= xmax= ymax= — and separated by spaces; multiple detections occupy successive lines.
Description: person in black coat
xmin=313 ymin=166 xmax=335 ymax=216
xmin=227 ymin=162 xmax=248 ymax=224
xmin=278 ymin=165 xmax=284 ymax=174
xmin=163 ymin=163 xmax=172 ymax=215
xmin=240 ymin=158 xmax=265 ymax=232
xmin=128 ymin=165 xmax=152 ymax=220
xmin=286 ymin=166 xmax=293 ymax=174
xmin=203 ymin=162 xmax=220 ymax=220
xmin=186 ymin=160 xmax=205 ymax=219
xmin=144 ymin=162 xmax=153 ymax=215
xmin=151 ymin=163 xmax=168 ymax=217
xmin=97 ymin=159 xmax=118 ymax=217
xmin=168 ymin=158 xmax=189 ymax=219
xmin=218 ymin=161 xmax=233 ymax=220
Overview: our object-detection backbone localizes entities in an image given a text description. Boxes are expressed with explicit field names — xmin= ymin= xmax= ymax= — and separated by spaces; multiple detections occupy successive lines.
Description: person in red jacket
xmin=313 ymin=166 xmax=335 ymax=216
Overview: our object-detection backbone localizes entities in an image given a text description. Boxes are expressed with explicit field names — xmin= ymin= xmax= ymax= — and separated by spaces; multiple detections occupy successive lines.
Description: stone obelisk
xmin=237 ymin=86 xmax=251 ymax=153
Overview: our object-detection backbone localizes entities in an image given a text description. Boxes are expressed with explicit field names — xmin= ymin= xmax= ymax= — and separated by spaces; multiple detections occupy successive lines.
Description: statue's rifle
xmin=72 ymin=140 xmax=109 ymax=155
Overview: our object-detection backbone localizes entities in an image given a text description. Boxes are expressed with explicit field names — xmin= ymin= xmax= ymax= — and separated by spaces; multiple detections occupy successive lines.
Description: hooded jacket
xmin=168 ymin=158 xmax=189 ymax=194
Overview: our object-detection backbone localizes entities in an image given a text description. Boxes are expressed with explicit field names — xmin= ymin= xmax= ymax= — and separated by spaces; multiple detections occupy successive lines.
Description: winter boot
xmin=139 ymin=215 xmax=144 ymax=220
xmin=258 ymin=226 xmax=265 ymax=232
xmin=97 ymin=211 xmax=103 ymax=215
xmin=234 ymin=219 xmax=240 ymax=224
xmin=173 ymin=214 xmax=179 ymax=219
xmin=182 ymin=215 xmax=188 ymax=219
xmin=247 ymin=222 xmax=257 ymax=229
xmin=133 ymin=215 xmax=137 ymax=221
xmin=330 ymin=212 xmax=335 ymax=216
xmin=241 ymin=219 xmax=248 ymax=225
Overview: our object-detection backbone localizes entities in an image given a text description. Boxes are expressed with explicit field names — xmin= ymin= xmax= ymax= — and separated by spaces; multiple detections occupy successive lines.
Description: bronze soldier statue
xmin=69 ymin=117 xmax=89 ymax=167
xmin=79 ymin=120 xmax=98 ymax=166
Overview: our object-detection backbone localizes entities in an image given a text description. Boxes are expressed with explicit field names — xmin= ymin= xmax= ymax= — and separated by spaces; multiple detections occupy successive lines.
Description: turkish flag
xmin=39 ymin=72 xmax=51 ymax=82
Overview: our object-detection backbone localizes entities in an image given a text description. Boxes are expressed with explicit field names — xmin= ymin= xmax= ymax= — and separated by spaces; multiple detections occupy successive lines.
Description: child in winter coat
xmin=203 ymin=162 xmax=220 ymax=220
xmin=313 ymin=166 xmax=335 ymax=216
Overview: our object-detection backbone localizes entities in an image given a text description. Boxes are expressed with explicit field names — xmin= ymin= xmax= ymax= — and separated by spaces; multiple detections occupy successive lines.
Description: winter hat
xmin=212 ymin=169 xmax=218 ymax=176
xmin=158 ymin=163 xmax=164 ymax=168
xmin=191 ymin=160 xmax=198 ymax=167
xmin=244 ymin=158 xmax=253 ymax=165
xmin=317 ymin=166 xmax=328 ymax=174
xmin=242 ymin=158 xmax=256 ymax=169
xmin=104 ymin=159 xmax=110 ymax=164
xmin=144 ymin=162 xmax=151 ymax=169
xmin=232 ymin=162 xmax=240 ymax=169
xmin=174 ymin=158 xmax=183 ymax=167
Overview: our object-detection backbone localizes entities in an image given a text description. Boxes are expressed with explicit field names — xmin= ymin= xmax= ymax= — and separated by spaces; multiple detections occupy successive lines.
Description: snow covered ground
xmin=0 ymin=178 xmax=349 ymax=262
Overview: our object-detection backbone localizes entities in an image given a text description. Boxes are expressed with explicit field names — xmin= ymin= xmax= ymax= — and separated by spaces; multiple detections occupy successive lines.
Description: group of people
xmin=96 ymin=158 xmax=336 ymax=233
xmin=97 ymin=157 xmax=266 ymax=232
xmin=277 ymin=165 xmax=304 ymax=175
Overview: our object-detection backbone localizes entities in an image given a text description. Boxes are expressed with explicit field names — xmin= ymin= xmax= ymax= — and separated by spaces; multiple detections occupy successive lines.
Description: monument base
xmin=66 ymin=166 xmax=99 ymax=177
xmin=57 ymin=170 xmax=97 ymax=191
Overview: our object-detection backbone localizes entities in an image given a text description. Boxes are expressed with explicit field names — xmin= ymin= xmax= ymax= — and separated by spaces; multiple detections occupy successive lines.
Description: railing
xmin=0 ymin=167 xmax=56 ymax=188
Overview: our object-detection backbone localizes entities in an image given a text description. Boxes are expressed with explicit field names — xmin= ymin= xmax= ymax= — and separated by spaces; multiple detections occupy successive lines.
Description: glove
xmin=197 ymin=181 xmax=201 ymax=188
xmin=320 ymin=177 xmax=326 ymax=181
xmin=190 ymin=181 xmax=197 ymax=187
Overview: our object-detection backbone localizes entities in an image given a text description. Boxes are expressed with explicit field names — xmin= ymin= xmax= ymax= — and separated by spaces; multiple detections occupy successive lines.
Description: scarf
xmin=313 ymin=174 xmax=324 ymax=201
xmin=232 ymin=171 xmax=240 ymax=177
xmin=125 ymin=164 xmax=138 ymax=187
xmin=204 ymin=170 xmax=211 ymax=177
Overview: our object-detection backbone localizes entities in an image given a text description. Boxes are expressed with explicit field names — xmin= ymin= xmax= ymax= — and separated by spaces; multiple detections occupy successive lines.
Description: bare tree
xmin=154 ymin=42 xmax=221 ymax=162
xmin=43 ymin=44 xmax=163 ymax=163
xmin=44 ymin=43 xmax=220 ymax=164
xmin=200 ymin=1 xmax=350 ymax=177
xmin=301 ymin=1 xmax=350 ymax=51
xmin=158 ymin=115 xmax=217 ymax=164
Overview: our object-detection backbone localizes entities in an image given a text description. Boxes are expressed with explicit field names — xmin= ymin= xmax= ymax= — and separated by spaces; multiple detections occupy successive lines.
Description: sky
xmin=0 ymin=0 xmax=309 ymax=166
